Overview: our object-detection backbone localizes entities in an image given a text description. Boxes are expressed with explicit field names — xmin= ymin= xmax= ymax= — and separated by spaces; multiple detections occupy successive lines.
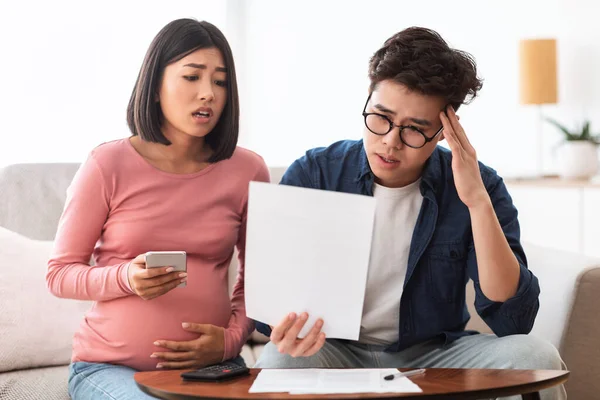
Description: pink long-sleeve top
xmin=46 ymin=138 xmax=269 ymax=371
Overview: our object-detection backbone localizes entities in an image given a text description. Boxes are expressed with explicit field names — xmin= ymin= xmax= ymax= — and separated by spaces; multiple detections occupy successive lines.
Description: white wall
xmin=238 ymin=0 xmax=600 ymax=177
xmin=0 ymin=0 xmax=227 ymax=166
xmin=2 ymin=0 xmax=600 ymax=179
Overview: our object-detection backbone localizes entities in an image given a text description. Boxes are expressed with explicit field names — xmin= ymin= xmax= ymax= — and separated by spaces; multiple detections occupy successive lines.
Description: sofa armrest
xmin=561 ymin=267 xmax=600 ymax=400
xmin=467 ymin=244 xmax=600 ymax=400
xmin=522 ymin=244 xmax=599 ymax=350
xmin=465 ymin=243 xmax=599 ymax=346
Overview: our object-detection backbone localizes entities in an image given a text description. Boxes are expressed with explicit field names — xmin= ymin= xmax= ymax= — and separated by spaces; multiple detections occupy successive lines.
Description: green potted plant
xmin=545 ymin=118 xmax=600 ymax=179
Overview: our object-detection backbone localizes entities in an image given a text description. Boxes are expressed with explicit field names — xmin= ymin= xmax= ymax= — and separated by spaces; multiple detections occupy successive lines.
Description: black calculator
xmin=180 ymin=361 xmax=250 ymax=382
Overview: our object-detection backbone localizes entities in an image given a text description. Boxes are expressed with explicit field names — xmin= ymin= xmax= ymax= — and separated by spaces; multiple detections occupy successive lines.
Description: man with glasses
xmin=254 ymin=27 xmax=565 ymax=400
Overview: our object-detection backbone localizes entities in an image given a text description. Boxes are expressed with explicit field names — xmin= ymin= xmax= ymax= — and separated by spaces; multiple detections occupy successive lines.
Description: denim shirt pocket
xmin=426 ymin=242 xmax=467 ymax=303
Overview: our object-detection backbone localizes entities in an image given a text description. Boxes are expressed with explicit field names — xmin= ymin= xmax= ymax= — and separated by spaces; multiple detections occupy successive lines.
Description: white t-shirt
xmin=359 ymin=179 xmax=424 ymax=345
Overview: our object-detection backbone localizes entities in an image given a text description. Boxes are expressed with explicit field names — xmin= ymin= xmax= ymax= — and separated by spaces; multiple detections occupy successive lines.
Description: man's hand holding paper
xmin=269 ymin=312 xmax=326 ymax=357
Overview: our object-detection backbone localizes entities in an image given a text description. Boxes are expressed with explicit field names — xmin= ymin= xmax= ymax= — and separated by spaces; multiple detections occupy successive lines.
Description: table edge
xmin=135 ymin=369 xmax=569 ymax=400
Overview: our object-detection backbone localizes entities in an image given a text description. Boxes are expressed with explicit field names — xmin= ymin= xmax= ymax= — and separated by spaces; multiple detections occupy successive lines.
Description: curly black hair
xmin=368 ymin=27 xmax=483 ymax=111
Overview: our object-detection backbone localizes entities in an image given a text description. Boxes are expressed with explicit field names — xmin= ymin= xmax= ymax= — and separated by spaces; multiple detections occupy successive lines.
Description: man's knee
xmin=492 ymin=335 xmax=563 ymax=370
xmin=254 ymin=342 xmax=340 ymax=369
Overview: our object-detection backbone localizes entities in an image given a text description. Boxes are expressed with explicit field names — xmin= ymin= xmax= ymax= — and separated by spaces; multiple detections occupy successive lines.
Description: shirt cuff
xmin=499 ymin=263 xmax=540 ymax=315
xmin=119 ymin=262 xmax=134 ymax=294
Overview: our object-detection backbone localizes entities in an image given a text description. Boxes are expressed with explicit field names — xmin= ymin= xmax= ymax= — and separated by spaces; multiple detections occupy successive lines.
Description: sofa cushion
xmin=0 ymin=163 xmax=80 ymax=241
xmin=0 ymin=227 xmax=90 ymax=372
xmin=239 ymin=344 xmax=256 ymax=367
xmin=0 ymin=365 xmax=70 ymax=400
xmin=251 ymin=344 xmax=266 ymax=365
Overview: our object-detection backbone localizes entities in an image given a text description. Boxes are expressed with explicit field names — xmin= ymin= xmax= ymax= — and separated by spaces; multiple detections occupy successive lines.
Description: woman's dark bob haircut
xmin=127 ymin=19 xmax=239 ymax=162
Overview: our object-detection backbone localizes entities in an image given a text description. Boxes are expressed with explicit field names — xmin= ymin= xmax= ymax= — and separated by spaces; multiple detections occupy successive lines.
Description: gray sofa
xmin=1 ymin=162 xmax=599 ymax=399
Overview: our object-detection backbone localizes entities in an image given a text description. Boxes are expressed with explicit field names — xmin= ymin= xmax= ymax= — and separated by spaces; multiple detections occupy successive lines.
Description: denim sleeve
xmin=255 ymin=321 xmax=272 ymax=337
xmin=279 ymin=156 xmax=316 ymax=188
xmin=467 ymin=174 xmax=540 ymax=336
xmin=253 ymin=155 xmax=316 ymax=338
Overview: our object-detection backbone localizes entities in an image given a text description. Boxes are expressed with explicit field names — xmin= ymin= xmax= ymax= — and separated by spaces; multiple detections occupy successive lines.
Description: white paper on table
xmin=248 ymin=369 xmax=423 ymax=394
xmin=244 ymin=181 xmax=376 ymax=340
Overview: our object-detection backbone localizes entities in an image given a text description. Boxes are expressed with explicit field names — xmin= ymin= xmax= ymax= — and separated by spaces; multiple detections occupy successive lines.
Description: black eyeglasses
xmin=362 ymin=94 xmax=444 ymax=149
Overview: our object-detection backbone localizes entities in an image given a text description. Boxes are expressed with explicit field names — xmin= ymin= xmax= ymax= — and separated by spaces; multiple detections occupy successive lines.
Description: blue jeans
xmin=68 ymin=357 xmax=245 ymax=400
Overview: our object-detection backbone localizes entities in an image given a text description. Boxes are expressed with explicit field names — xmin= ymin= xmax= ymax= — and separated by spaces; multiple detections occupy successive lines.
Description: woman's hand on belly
xmin=151 ymin=323 xmax=225 ymax=369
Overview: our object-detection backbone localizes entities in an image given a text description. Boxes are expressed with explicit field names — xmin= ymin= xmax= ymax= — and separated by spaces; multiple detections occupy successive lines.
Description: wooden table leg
xmin=522 ymin=392 xmax=541 ymax=400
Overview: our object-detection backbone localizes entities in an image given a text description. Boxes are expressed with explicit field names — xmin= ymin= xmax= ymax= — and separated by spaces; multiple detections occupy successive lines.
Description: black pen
xmin=384 ymin=368 xmax=426 ymax=381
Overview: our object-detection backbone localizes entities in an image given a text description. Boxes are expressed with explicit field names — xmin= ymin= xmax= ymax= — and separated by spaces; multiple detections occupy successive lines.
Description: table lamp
xmin=519 ymin=38 xmax=558 ymax=176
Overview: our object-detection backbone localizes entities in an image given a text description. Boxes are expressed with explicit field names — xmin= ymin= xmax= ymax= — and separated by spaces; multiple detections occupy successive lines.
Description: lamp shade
xmin=519 ymin=38 xmax=558 ymax=105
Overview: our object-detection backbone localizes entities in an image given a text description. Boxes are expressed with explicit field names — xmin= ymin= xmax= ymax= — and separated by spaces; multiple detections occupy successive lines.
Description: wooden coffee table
xmin=134 ymin=368 xmax=568 ymax=400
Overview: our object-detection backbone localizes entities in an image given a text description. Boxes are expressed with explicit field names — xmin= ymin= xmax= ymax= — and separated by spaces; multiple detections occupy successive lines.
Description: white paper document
xmin=248 ymin=369 xmax=423 ymax=394
xmin=245 ymin=182 xmax=376 ymax=340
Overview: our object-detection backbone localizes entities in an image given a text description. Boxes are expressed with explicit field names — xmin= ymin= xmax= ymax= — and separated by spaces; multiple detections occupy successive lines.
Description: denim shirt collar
xmin=355 ymin=140 xmax=442 ymax=198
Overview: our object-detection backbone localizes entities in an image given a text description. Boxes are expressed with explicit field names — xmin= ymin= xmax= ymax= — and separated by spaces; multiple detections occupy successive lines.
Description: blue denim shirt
xmin=255 ymin=139 xmax=540 ymax=352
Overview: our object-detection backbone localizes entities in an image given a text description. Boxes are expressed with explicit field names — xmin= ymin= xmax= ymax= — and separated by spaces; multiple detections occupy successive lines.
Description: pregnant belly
xmin=83 ymin=283 xmax=231 ymax=371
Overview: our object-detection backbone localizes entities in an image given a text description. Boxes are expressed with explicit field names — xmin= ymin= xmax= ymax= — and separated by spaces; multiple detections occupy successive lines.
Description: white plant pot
xmin=557 ymin=141 xmax=599 ymax=179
